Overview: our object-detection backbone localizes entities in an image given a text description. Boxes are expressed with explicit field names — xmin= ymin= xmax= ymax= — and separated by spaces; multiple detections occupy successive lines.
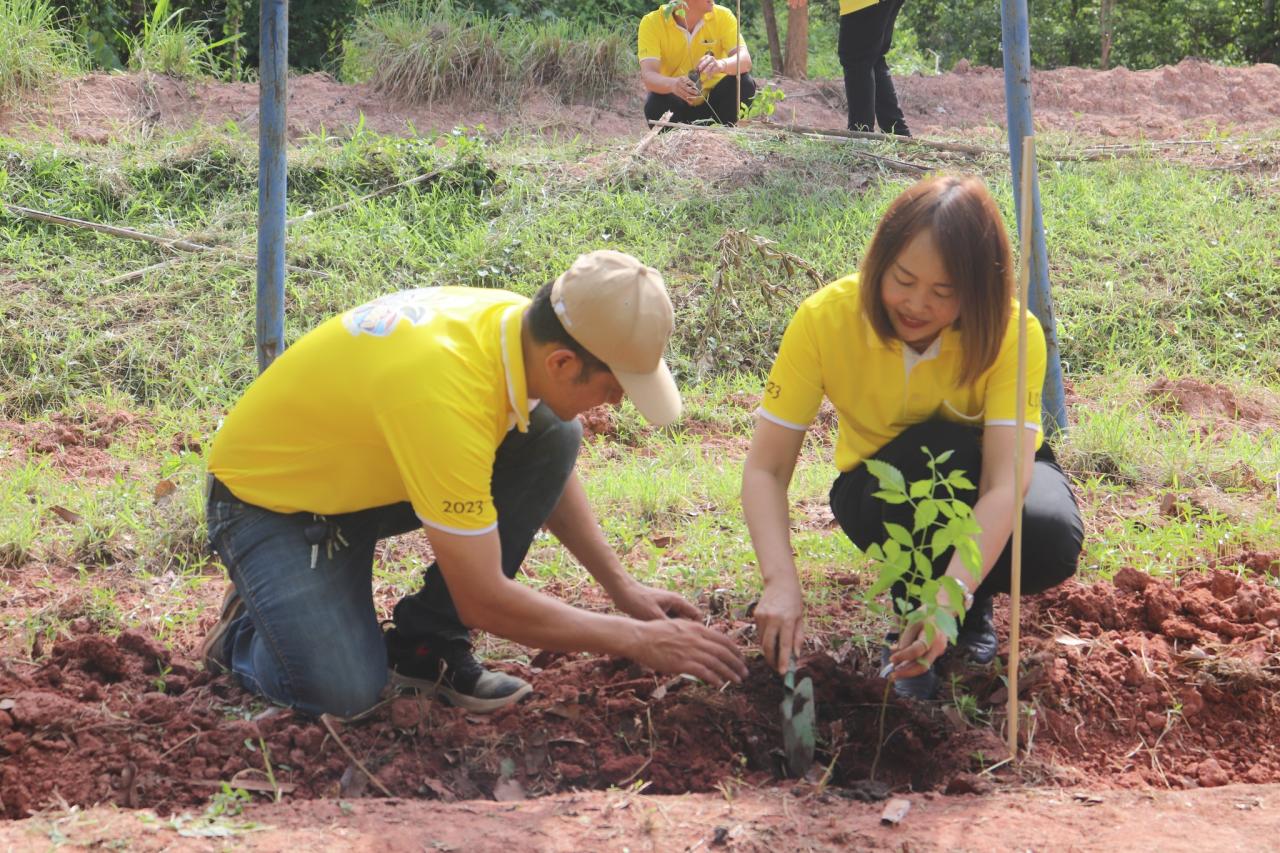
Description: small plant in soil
xmin=860 ymin=448 xmax=982 ymax=776
xmin=862 ymin=449 xmax=982 ymax=649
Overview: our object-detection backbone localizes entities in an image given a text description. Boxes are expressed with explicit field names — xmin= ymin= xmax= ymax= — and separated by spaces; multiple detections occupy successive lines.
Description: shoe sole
xmin=388 ymin=669 xmax=532 ymax=714
xmin=199 ymin=584 xmax=245 ymax=673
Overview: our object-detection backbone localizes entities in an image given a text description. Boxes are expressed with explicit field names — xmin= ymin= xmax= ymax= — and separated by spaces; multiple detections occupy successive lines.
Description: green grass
xmin=124 ymin=0 xmax=240 ymax=79
xmin=343 ymin=0 xmax=633 ymax=107
xmin=0 ymin=0 xmax=82 ymax=104
xmin=1 ymin=120 xmax=1278 ymax=656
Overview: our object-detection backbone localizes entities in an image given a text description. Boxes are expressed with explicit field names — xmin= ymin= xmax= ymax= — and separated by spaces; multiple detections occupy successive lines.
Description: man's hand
xmin=888 ymin=614 xmax=950 ymax=679
xmin=695 ymin=54 xmax=722 ymax=78
xmin=673 ymin=74 xmax=701 ymax=103
xmin=754 ymin=578 xmax=805 ymax=674
xmin=611 ymin=580 xmax=701 ymax=621
xmin=629 ymin=619 xmax=747 ymax=686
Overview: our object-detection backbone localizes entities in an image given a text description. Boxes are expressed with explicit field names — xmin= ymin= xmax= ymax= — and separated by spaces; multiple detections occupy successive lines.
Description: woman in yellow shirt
xmin=743 ymin=175 xmax=1082 ymax=699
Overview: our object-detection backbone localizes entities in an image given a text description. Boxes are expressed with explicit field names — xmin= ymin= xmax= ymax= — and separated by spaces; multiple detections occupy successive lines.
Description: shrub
xmin=0 ymin=0 xmax=83 ymax=104
xmin=345 ymin=0 xmax=631 ymax=106
xmin=124 ymin=0 xmax=240 ymax=78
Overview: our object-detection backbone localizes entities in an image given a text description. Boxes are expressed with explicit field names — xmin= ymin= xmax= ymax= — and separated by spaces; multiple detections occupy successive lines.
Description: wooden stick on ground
xmin=766 ymin=122 xmax=1003 ymax=156
xmin=2 ymin=203 xmax=326 ymax=279
xmin=1008 ymin=134 xmax=1036 ymax=759
xmin=645 ymin=118 xmax=931 ymax=174
xmin=320 ymin=713 xmax=393 ymax=798
xmin=634 ymin=110 xmax=673 ymax=158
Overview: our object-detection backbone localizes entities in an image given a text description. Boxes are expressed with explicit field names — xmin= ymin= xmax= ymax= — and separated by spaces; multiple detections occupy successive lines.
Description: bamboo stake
xmin=1008 ymin=134 xmax=1035 ymax=759
xmin=734 ymin=0 xmax=742 ymax=122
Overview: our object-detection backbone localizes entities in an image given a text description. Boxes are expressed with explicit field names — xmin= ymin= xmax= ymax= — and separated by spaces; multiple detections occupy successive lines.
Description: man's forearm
xmin=470 ymin=576 xmax=643 ymax=656
xmin=640 ymin=69 xmax=678 ymax=95
xmin=544 ymin=471 xmax=636 ymax=597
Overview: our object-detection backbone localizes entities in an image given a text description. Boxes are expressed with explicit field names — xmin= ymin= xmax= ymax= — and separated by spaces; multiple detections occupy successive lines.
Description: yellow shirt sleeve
xmin=983 ymin=309 xmax=1047 ymax=438
xmin=377 ymin=398 xmax=499 ymax=534
xmin=637 ymin=11 xmax=661 ymax=61
xmin=759 ymin=302 xmax=826 ymax=430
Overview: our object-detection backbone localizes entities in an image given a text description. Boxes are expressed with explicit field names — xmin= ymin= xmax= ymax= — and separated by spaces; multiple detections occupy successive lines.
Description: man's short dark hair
xmin=527 ymin=280 xmax=611 ymax=381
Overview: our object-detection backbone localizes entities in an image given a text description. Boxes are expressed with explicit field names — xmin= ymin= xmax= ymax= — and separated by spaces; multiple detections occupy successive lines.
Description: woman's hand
xmin=888 ymin=612 xmax=950 ymax=678
xmin=755 ymin=577 xmax=806 ymax=674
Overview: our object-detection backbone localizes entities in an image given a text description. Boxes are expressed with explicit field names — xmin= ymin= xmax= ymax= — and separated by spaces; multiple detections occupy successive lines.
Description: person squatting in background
xmin=638 ymin=0 xmax=757 ymax=127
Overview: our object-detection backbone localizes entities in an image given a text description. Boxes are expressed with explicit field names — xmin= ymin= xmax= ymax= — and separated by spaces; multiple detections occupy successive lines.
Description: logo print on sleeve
xmin=343 ymin=289 xmax=468 ymax=337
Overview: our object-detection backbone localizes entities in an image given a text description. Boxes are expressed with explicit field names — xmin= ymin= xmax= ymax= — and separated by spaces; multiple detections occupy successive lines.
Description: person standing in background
xmin=836 ymin=0 xmax=911 ymax=135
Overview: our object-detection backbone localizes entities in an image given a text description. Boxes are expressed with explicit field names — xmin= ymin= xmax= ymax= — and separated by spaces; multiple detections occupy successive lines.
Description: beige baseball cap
xmin=550 ymin=250 xmax=682 ymax=427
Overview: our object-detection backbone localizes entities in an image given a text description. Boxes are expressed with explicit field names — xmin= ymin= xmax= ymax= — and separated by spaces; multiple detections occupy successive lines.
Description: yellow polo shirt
xmin=758 ymin=274 xmax=1046 ymax=472
xmin=840 ymin=0 xmax=880 ymax=16
xmin=208 ymin=287 xmax=536 ymax=535
xmin=637 ymin=3 xmax=745 ymax=98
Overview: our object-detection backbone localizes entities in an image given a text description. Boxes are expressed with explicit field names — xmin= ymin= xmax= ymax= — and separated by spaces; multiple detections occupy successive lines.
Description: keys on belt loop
xmin=303 ymin=516 xmax=348 ymax=569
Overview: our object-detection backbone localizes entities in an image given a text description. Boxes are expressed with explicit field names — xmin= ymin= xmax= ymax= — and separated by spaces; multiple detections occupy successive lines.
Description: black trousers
xmin=829 ymin=421 xmax=1082 ymax=609
xmin=837 ymin=0 xmax=909 ymax=134
xmin=644 ymin=74 xmax=757 ymax=127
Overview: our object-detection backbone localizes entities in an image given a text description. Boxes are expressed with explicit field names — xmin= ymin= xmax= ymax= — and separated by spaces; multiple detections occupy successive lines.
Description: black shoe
xmin=955 ymin=596 xmax=998 ymax=665
xmin=385 ymin=628 xmax=531 ymax=714
xmin=199 ymin=583 xmax=244 ymax=673
xmin=881 ymin=633 xmax=940 ymax=701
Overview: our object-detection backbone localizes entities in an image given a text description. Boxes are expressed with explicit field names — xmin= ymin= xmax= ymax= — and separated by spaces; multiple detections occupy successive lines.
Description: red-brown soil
xmin=6 ymin=566 xmax=1280 ymax=823
xmin=3 ymin=59 xmax=1279 ymax=147
xmin=5 ymin=59 xmax=1280 ymax=848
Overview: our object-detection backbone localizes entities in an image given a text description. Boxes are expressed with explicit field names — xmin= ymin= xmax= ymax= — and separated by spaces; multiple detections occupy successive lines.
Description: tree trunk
xmin=1099 ymin=0 xmax=1115 ymax=70
xmin=783 ymin=3 xmax=809 ymax=79
xmin=760 ymin=0 xmax=785 ymax=74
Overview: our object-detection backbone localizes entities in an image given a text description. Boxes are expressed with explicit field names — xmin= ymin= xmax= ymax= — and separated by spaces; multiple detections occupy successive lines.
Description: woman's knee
xmin=1022 ymin=507 xmax=1083 ymax=593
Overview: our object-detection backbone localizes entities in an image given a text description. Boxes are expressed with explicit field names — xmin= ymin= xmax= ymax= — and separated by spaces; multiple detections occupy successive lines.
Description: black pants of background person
xmin=837 ymin=0 xmax=910 ymax=135
xmin=644 ymin=74 xmax=757 ymax=127
xmin=829 ymin=420 xmax=1082 ymax=610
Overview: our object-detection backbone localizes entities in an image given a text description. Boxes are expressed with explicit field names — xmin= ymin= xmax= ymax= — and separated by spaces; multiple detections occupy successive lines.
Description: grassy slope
xmin=1 ymin=123 xmax=1277 ymax=653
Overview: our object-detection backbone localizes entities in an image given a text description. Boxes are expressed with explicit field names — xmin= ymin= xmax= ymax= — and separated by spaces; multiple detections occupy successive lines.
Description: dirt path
xmin=3 ymin=59 xmax=1279 ymax=145
xmin=3 ymin=783 xmax=1279 ymax=851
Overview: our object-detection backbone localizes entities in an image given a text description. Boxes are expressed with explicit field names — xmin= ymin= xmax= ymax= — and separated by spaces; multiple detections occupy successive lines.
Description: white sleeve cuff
xmin=755 ymin=407 xmax=808 ymax=431
xmin=985 ymin=419 xmax=1043 ymax=433
xmin=418 ymin=517 xmax=498 ymax=537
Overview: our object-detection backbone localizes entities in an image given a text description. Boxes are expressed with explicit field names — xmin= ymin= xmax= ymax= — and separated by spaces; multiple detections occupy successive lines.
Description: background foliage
xmin=39 ymin=0 xmax=1280 ymax=80
xmin=900 ymin=0 xmax=1278 ymax=69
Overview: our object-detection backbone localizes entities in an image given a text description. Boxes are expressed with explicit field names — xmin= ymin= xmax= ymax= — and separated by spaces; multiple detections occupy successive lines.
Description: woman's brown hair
xmin=859 ymin=175 xmax=1013 ymax=387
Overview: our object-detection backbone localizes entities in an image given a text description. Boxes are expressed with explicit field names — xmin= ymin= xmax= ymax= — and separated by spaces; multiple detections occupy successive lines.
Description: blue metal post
xmin=1001 ymin=0 xmax=1067 ymax=437
xmin=256 ymin=0 xmax=288 ymax=373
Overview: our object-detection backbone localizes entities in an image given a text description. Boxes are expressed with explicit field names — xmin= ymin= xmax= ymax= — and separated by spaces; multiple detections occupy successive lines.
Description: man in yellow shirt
xmin=202 ymin=251 xmax=746 ymax=718
xmin=638 ymin=0 xmax=756 ymax=127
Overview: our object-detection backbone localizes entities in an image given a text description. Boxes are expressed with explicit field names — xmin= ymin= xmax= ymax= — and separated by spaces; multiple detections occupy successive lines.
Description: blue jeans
xmin=206 ymin=404 xmax=582 ymax=717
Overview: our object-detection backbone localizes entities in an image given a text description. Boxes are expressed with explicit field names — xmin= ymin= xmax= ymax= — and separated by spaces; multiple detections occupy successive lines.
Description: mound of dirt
xmin=1147 ymin=377 xmax=1279 ymax=432
xmin=7 ymin=567 xmax=1280 ymax=818
xmin=4 ymin=59 xmax=1279 ymax=146
xmin=1018 ymin=568 xmax=1280 ymax=789
xmin=0 ymin=617 xmax=1006 ymax=819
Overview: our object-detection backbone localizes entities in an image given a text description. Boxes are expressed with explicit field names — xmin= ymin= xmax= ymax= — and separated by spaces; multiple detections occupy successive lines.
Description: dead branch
xmin=320 ymin=713 xmax=394 ymax=798
xmin=3 ymin=203 xmax=327 ymax=279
